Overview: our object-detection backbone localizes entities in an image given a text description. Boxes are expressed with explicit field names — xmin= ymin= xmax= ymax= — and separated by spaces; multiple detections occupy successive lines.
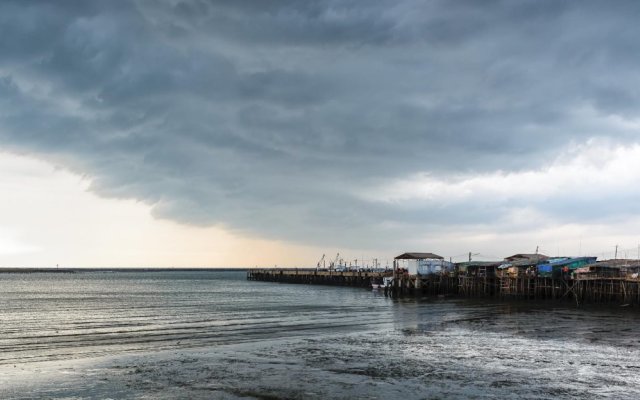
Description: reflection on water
xmin=394 ymin=298 xmax=640 ymax=348
xmin=1 ymin=271 xmax=639 ymax=399
xmin=0 ymin=271 xmax=398 ymax=367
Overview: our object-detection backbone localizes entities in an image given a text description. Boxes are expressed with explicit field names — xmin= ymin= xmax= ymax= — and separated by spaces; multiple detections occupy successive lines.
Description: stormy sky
xmin=2 ymin=0 xmax=640 ymax=265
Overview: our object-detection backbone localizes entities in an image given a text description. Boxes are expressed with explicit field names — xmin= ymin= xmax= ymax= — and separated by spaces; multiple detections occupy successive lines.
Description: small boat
xmin=371 ymin=277 xmax=393 ymax=290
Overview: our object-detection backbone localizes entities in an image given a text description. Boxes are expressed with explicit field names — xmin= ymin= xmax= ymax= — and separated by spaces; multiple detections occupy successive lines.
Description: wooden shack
xmin=573 ymin=264 xmax=620 ymax=279
xmin=456 ymin=261 xmax=502 ymax=278
xmin=497 ymin=253 xmax=550 ymax=278
xmin=395 ymin=252 xmax=453 ymax=275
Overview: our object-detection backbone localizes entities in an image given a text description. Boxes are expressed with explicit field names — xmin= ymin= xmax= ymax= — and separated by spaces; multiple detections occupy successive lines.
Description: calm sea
xmin=1 ymin=270 xmax=639 ymax=399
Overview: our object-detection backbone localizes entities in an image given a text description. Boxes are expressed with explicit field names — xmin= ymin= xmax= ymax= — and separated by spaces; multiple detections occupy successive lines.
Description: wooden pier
xmin=247 ymin=268 xmax=388 ymax=288
xmin=248 ymin=269 xmax=640 ymax=305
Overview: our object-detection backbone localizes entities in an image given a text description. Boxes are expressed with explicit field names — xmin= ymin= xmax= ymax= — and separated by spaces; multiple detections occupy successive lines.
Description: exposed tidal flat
xmin=1 ymin=271 xmax=640 ymax=399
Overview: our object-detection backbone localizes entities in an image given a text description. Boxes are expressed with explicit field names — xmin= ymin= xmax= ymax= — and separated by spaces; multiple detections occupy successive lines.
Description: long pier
xmin=247 ymin=268 xmax=388 ymax=288
xmin=248 ymin=269 xmax=640 ymax=305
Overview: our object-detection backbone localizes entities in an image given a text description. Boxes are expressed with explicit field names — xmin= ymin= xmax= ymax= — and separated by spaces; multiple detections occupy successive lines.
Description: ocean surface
xmin=1 ymin=270 xmax=640 ymax=399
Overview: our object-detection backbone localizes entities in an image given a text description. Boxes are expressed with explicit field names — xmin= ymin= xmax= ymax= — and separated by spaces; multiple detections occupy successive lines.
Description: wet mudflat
xmin=1 ymin=271 xmax=639 ymax=399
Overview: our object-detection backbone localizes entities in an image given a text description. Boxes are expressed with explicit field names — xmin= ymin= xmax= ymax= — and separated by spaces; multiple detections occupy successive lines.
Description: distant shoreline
xmin=0 ymin=267 xmax=248 ymax=274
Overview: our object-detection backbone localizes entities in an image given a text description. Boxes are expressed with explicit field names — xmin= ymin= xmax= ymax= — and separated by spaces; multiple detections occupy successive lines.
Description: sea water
xmin=1 ymin=270 xmax=639 ymax=399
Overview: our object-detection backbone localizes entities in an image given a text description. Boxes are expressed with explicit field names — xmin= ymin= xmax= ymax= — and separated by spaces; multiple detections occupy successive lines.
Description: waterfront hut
xmin=456 ymin=261 xmax=502 ymax=278
xmin=593 ymin=259 xmax=640 ymax=280
xmin=496 ymin=262 xmax=531 ymax=278
xmin=597 ymin=259 xmax=640 ymax=268
xmin=536 ymin=257 xmax=569 ymax=278
xmin=536 ymin=257 xmax=598 ymax=279
xmin=498 ymin=254 xmax=549 ymax=278
xmin=573 ymin=264 xmax=621 ymax=279
xmin=622 ymin=265 xmax=640 ymax=280
xmin=394 ymin=252 xmax=453 ymax=275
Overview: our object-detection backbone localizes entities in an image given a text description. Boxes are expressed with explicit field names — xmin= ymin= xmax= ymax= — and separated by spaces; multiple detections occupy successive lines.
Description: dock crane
xmin=316 ymin=254 xmax=325 ymax=270
xmin=329 ymin=253 xmax=340 ymax=270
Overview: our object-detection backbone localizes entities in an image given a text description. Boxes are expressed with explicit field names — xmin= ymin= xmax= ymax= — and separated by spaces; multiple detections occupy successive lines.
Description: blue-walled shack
xmin=536 ymin=257 xmax=597 ymax=279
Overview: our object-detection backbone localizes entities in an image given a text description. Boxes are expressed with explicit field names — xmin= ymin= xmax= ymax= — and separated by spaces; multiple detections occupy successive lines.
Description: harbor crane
xmin=329 ymin=253 xmax=340 ymax=270
xmin=316 ymin=254 xmax=325 ymax=270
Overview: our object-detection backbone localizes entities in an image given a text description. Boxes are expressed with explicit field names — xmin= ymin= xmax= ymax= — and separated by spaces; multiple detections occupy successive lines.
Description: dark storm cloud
xmin=1 ymin=0 xmax=640 ymax=249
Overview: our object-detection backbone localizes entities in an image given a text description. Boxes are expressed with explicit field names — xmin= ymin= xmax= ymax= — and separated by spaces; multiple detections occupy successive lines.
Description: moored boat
xmin=371 ymin=276 xmax=393 ymax=290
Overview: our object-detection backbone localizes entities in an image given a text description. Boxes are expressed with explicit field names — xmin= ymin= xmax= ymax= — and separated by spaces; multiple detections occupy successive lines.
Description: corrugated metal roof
xmin=597 ymin=259 xmax=640 ymax=267
xmin=504 ymin=253 xmax=549 ymax=262
xmin=546 ymin=256 xmax=597 ymax=266
xmin=394 ymin=252 xmax=444 ymax=260
xmin=456 ymin=261 xmax=503 ymax=267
